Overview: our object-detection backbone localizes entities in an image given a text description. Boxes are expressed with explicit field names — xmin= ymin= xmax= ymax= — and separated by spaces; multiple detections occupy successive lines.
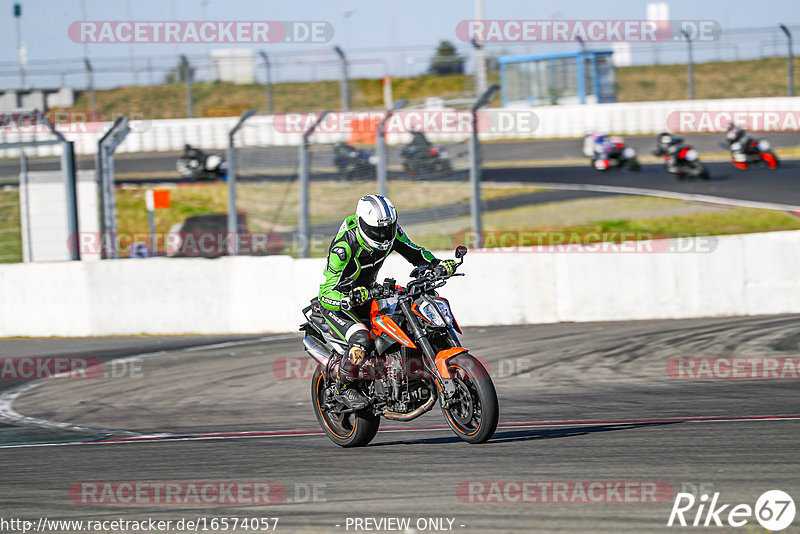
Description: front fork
xmin=397 ymin=299 xmax=458 ymax=401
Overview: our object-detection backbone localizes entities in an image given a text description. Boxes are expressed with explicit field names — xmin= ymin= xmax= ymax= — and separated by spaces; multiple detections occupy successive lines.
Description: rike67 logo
xmin=668 ymin=489 xmax=796 ymax=530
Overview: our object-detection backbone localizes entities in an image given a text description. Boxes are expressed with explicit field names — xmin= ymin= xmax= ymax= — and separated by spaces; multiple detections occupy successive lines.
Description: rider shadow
xmin=370 ymin=421 xmax=680 ymax=447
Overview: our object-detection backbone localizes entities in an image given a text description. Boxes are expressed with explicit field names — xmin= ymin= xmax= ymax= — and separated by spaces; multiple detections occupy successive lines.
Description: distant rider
xmin=654 ymin=132 xmax=684 ymax=173
xmin=724 ymin=123 xmax=752 ymax=156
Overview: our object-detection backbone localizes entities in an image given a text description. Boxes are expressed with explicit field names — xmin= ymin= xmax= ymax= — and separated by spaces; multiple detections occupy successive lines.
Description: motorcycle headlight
xmin=434 ymin=299 xmax=453 ymax=325
xmin=623 ymin=147 xmax=636 ymax=158
xmin=684 ymin=149 xmax=699 ymax=162
xmin=418 ymin=300 xmax=446 ymax=327
xmin=758 ymin=139 xmax=771 ymax=151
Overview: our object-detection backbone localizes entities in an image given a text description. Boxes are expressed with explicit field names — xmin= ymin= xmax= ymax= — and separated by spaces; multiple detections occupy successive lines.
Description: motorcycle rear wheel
xmin=312 ymin=367 xmax=380 ymax=447
xmin=441 ymin=354 xmax=499 ymax=444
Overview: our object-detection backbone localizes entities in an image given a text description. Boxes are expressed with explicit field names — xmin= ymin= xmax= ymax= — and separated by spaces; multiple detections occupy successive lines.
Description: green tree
xmin=429 ymin=40 xmax=464 ymax=75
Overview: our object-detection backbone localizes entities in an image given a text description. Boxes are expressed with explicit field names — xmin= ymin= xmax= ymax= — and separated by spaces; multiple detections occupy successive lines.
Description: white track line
xmin=527 ymin=182 xmax=800 ymax=213
xmin=0 ymin=334 xmax=298 ymax=436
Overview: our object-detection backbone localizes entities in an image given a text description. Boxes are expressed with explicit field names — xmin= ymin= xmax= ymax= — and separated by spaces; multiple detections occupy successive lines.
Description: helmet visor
xmin=359 ymin=217 xmax=396 ymax=246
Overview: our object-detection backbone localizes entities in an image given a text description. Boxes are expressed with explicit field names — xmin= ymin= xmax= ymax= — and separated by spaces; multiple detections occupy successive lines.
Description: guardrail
xmin=1 ymin=230 xmax=798 ymax=336
xmin=2 ymin=96 xmax=800 ymax=158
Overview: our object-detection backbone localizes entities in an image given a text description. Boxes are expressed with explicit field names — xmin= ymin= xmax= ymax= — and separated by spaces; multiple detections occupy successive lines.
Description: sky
xmin=1 ymin=0 xmax=798 ymax=87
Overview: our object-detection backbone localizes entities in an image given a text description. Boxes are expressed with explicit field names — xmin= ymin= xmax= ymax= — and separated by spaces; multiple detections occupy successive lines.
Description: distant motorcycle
xmin=722 ymin=124 xmax=780 ymax=170
xmin=653 ymin=133 xmax=710 ymax=181
xmin=176 ymin=144 xmax=226 ymax=180
xmin=401 ymin=132 xmax=452 ymax=176
xmin=582 ymin=133 xmax=640 ymax=172
xmin=333 ymin=143 xmax=377 ymax=180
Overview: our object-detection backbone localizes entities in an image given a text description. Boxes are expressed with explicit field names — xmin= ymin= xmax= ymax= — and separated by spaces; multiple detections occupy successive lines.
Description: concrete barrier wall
xmin=3 ymin=96 xmax=800 ymax=158
xmin=2 ymin=230 xmax=799 ymax=337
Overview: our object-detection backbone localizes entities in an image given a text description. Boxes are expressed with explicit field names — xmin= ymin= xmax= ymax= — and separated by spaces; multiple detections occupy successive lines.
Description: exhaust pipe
xmin=383 ymin=390 xmax=437 ymax=421
xmin=303 ymin=335 xmax=331 ymax=368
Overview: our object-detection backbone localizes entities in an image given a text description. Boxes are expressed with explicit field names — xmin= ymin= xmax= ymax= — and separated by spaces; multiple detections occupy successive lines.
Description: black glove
xmin=349 ymin=286 xmax=370 ymax=307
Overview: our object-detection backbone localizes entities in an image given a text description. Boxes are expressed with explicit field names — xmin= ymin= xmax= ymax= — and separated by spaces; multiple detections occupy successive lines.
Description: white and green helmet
xmin=356 ymin=194 xmax=397 ymax=251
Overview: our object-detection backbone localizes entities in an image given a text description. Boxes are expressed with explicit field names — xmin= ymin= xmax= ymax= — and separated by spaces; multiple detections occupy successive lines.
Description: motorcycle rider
xmin=582 ymin=131 xmax=611 ymax=158
xmin=401 ymin=127 xmax=433 ymax=159
xmin=182 ymin=144 xmax=205 ymax=164
xmin=724 ymin=122 xmax=753 ymax=159
xmin=318 ymin=194 xmax=456 ymax=410
xmin=725 ymin=123 xmax=747 ymax=146
xmin=654 ymin=132 xmax=684 ymax=173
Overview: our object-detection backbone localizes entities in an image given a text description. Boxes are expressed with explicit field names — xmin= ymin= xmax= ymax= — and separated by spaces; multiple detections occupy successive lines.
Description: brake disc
xmin=451 ymin=378 xmax=474 ymax=426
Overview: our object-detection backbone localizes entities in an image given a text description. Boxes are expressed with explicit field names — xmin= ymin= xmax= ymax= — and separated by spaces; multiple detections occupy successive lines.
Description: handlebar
xmin=337 ymin=248 xmax=468 ymax=306
xmin=373 ymin=256 xmax=466 ymax=300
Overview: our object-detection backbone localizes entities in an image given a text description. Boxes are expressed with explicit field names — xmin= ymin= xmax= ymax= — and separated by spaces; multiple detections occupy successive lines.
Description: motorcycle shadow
xmin=368 ymin=421 xmax=679 ymax=447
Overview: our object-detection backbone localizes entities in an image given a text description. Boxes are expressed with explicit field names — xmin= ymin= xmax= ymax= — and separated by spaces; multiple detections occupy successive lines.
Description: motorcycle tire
xmin=627 ymin=159 xmax=641 ymax=172
xmin=312 ymin=367 xmax=380 ymax=447
xmin=441 ymin=354 xmax=499 ymax=444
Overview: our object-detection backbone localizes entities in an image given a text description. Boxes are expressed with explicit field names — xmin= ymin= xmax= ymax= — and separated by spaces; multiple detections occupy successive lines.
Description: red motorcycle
xmin=722 ymin=125 xmax=780 ymax=170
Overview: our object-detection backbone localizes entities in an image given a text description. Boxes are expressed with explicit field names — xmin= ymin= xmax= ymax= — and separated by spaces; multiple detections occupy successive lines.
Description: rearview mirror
xmin=455 ymin=245 xmax=468 ymax=259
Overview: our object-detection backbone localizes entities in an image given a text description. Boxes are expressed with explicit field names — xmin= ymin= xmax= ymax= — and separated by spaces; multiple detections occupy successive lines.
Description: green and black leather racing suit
xmin=317 ymin=214 xmax=440 ymax=357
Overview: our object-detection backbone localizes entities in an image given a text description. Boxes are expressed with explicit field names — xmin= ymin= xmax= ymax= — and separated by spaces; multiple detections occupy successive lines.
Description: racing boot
xmin=332 ymin=345 xmax=369 ymax=410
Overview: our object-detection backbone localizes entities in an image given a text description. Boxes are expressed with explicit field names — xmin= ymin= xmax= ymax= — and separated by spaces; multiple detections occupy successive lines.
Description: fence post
xmin=19 ymin=151 xmax=32 ymax=262
xmin=226 ymin=109 xmax=257 ymax=256
xmin=299 ymin=111 xmax=330 ymax=258
xmin=469 ymin=84 xmax=499 ymax=248
xmin=258 ymin=51 xmax=274 ymax=114
xmin=376 ymin=98 xmax=408 ymax=198
xmin=180 ymin=54 xmax=194 ymax=118
xmin=84 ymin=58 xmax=97 ymax=119
xmin=36 ymin=110 xmax=81 ymax=260
xmin=681 ymin=30 xmax=695 ymax=100
xmin=97 ymin=116 xmax=131 ymax=259
xmin=333 ymin=46 xmax=350 ymax=111
xmin=62 ymin=141 xmax=79 ymax=260
xmin=780 ymin=25 xmax=795 ymax=97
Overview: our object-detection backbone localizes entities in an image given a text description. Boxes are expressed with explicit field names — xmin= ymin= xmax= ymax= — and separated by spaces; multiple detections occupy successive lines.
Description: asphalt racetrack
xmin=1 ymin=315 xmax=799 ymax=532
xmin=2 ymin=135 xmax=799 ymax=207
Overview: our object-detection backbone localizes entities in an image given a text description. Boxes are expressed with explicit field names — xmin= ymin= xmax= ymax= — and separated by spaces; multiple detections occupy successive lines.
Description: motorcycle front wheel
xmin=312 ymin=367 xmax=380 ymax=447
xmin=441 ymin=354 xmax=499 ymax=444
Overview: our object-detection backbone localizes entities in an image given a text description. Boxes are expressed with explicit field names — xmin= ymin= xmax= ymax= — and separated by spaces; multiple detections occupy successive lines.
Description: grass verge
xmin=403 ymin=196 xmax=800 ymax=252
xmin=0 ymin=189 xmax=22 ymax=263
xmin=60 ymin=57 xmax=800 ymax=120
